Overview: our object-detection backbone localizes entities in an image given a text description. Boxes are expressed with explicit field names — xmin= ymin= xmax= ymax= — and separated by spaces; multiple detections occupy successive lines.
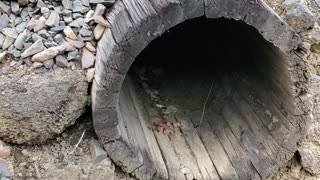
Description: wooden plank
xmin=144 ymin=107 xmax=186 ymax=180
xmin=119 ymin=80 xmax=156 ymax=179
xmin=207 ymin=111 xmax=260 ymax=180
xmin=164 ymin=114 xmax=203 ymax=180
xmin=176 ymin=114 xmax=220 ymax=180
xmin=190 ymin=112 xmax=239 ymax=180
xmin=126 ymin=77 xmax=169 ymax=179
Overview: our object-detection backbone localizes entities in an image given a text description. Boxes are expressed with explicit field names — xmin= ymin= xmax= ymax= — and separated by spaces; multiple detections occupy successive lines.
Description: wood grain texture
xmin=92 ymin=0 xmax=311 ymax=179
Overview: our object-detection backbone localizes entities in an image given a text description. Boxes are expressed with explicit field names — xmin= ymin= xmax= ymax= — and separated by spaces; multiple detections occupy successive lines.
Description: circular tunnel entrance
xmin=119 ymin=17 xmax=302 ymax=180
xmin=92 ymin=1 xmax=311 ymax=179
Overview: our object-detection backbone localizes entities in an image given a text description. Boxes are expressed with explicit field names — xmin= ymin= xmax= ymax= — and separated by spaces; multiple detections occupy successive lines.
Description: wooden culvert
xmin=91 ymin=0 xmax=312 ymax=179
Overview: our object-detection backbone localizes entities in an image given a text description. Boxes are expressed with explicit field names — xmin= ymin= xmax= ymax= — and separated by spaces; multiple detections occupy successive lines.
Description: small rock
xmin=94 ymin=15 xmax=110 ymax=27
xmin=31 ymin=33 xmax=44 ymax=42
xmin=85 ymin=42 xmax=96 ymax=52
xmin=73 ymin=0 xmax=90 ymax=13
xmin=18 ymin=0 xmax=29 ymax=6
xmin=0 ymin=160 xmax=13 ymax=178
xmin=0 ymin=14 xmax=9 ymax=31
xmin=16 ymin=21 xmax=28 ymax=33
xmin=85 ymin=10 xmax=94 ymax=21
xmin=23 ymin=58 xmax=32 ymax=66
xmin=2 ymin=36 xmax=15 ymax=50
xmin=41 ymin=7 xmax=50 ymax=18
xmin=14 ymin=17 xmax=22 ymax=26
xmin=72 ymin=13 xmax=83 ymax=19
xmin=69 ymin=18 xmax=86 ymax=28
xmin=21 ymin=39 xmax=45 ymax=58
xmin=63 ymin=16 xmax=73 ymax=24
xmin=81 ymin=48 xmax=95 ymax=69
xmin=8 ymin=48 xmax=21 ymax=58
xmin=93 ymin=24 xmax=105 ymax=40
xmin=44 ymin=40 xmax=58 ymax=48
xmin=62 ymin=0 xmax=73 ymax=10
xmin=43 ymin=59 xmax=54 ymax=69
xmin=51 ymin=26 xmax=65 ymax=32
xmin=10 ymin=60 xmax=17 ymax=67
xmin=11 ymin=1 xmax=20 ymax=15
xmin=79 ymin=26 xmax=92 ymax=37
xmin=0 ymin=1 xmax=11 ymax=14
xmin=94 ymin=4 xmax=106 ymax=17
xmin=31 ymin=46 xmax=59 ymax=62
xmin=67 ymin=49 xmax=79 ymax=61
xmin=45 ymin=11 xmax=60 ymax=27
xmin=65 ymin=37 xmax=85 ymax=48
xmin=82 ymin=0 xmax=90 ymax=7
xmin=89 ymin=141 xmax=107 ymax=163
xmin=283 ymin=0 xmax=315 ymax=32
xmin=0 ymin=52 xmax=6 ymax=62
xmin=37 ymin=0 xmax=46 ymax=8
xmin=26 ymin=18 xmax=37 ymax=31
xmin=56 ymin=55 xmax=69 ymax=67
xmin=14 ymin=29 xmax=27 ymax=50
xmin=54 ymin=34 xmax=64 ymax=44
xmin=86 ymin=68 xmax=95 ymax=82
xmin=2 ymin=28 xmax=18 ymax=39
xmin=33 ymin=19 xmax=46 ymax=32
xmin=59 ymin=42 xmax=75 ymax=52
xmin=64 ymin=26 xmax=77 ymax=40
xmin=38 ymin=29 xmax=50 ymax=38
xmin=32 ymin=62 xmax=43 ymax=69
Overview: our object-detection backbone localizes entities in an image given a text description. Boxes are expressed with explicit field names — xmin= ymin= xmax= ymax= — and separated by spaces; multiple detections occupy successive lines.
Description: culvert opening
xmin=116 ymin=17 xmax=302 ymax=180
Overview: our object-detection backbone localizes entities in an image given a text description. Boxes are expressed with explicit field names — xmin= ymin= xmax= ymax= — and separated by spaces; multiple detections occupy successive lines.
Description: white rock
xmin=21 ymin=40 xmax=45 ymax=58
xmin=86 ymin=68 xmax=95 ymax=82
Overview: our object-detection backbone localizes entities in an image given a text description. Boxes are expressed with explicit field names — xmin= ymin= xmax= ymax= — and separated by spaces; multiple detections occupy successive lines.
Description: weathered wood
xmin=92 ymin=0 xmax=311 ymax=179
xmin=192 ymin=113 xmax=239 ymax=180
xmin=176 ymin=114 xmax=220 ymax=180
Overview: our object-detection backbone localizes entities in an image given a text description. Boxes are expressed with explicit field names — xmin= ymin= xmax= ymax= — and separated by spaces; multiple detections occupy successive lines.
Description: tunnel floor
xmin=117 ymin=18 xmax=300 ymax=180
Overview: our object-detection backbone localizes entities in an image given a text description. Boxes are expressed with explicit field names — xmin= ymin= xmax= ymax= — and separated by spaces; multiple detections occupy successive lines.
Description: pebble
xmin=81 ymin=47 xmax=95 ymax=69
xmin=51 ymin=26 xmax=65 ymax=32
xmin=11 ymin=1 xmax=20 ymax=15
xmin=64 ymin=26 xmax=77 ymax=40
xmin=89 ymin=141 xmax=107 ymax=163
xmin=32 ymin=62 xmax=44 ymax=69
xmin=33 ymin=19 xmax=47 ymax=32
xmin=45 ymin=11 xmax=60 ymax=27
xmin=16 ymin=21 xmax=28 ymax=33
xmin=86 ymin=68 xmax=95 ymax=82
xmin=94 ymin=4 xmax=106 ymax=17
xmin=0 ymin=52 xmax=6 ymax=62
xmin=56 ymin=55 xmax=69 ymax=67
xmin=0 ymin=160 xmax=13 ymax=178
xmin=21 ymin=40 xmax=45 ymax=58
xmin=0 ymin=14 xmax=9 ymax=31
xmin=43 ymin=59 xmax=54 ymax=69
xmin=65 ymin=37 xmax=85 ymax=48
xmin=14 ymin=30 xmax=28 ymax=50
xmin=2 ymin=36 xmax=15 ymax=50
xmin=67 ymin=49 xmax=79 ymax=61
xmin=0 ymin=1 xmax=11 ymax=14
xmin=93 ymin=24 xmax=105 ymax=40
xmin=37 ymin=0 xmax=46 ymax=8
xmin=2 ymin=28 xmax=18 ymax=39
xmin=69 ymin=18 xmax=86 ymax=28
xmin=24 ymin=58 xmax=32 ymax=66
xmin=53 ymin=34 xmax=64 ymax=44
xmin=85 ymin=42 xmax=96 ymax=52
xmin=73 ymin=0 xmax=90 ymax=13
xmin=31 ymin=46 xmax=60 ymax=62
xmin=94 ymin=15 xmax=110 ymax=27
xmin=79 ymin=26 xmax=92 ymax=37
xmin=63 ymin=16 xmax=73 ymax=24
xmin=89 ymin=0 xmax=115 ymax=6
xmin=62 ymin=0 xmax=73 ymax=10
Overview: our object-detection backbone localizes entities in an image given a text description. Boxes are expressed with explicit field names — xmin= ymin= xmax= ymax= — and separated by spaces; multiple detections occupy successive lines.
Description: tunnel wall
xmin=91 ymin=0 xmax=312 ymax=179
